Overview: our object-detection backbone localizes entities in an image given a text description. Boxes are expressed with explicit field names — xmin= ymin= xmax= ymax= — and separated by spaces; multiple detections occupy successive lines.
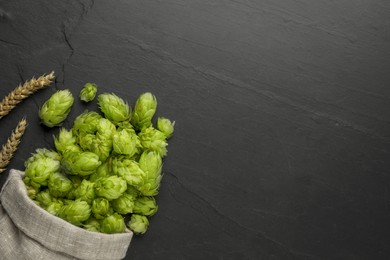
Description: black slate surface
xmin=1 ymin=1 xmax=390 ymax=259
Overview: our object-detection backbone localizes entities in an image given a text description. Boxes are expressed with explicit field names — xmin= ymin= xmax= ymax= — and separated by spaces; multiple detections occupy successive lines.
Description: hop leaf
xmin=98 ymin=93 xmax=131 ymax=123
xmin=94 ymin=176 xmax=127 ymax=200
xmin=39 ymin=90 xmax=74 ymax=127
xmin=136 ymin=151 xmax=162 ymax=196
xmin=61 ymin=151 xmax=101 ymax=176
xmin=138 ymin=127 xmax=168 ymax=157
xmin=58 ymin=200 xmax=91 ymax=226
xmin=157 ymin=117 xmax=175 ymax=139
xmin=131 ymin=92 xmax=157 ymax=131
xmin=111 ymin=192 xmax=135 ymax=214
xmin=91 ymin=198 xmax=112 ymax=219
xmin=48 ymin=172 xmax=72 ymax=198
xmin=80 ymin=83 xmax=98 ymax=102
xmin=128 ymin=214 xmax=149 ymax=234
xmin=100 ymin=213 xmax=126 ymax=234
xmin=133 ymin=196 xmax=158 ymax=216
xmin=111 ymin=156 xmax=145 ymax=186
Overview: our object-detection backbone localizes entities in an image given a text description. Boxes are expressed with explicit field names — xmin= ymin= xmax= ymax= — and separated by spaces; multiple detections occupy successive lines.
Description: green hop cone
xmin=25 ymin=157 xmax=60 ymax=188
xmin=46 ymin=200 xmax=64 ymax=216
xmin=96 ymin=118 xmax=116 ymax=139
xmin=58 ymin=199 xmax=91 ymax=226
xmin=35 ymin=189 xmax=53 ymax=208
xmin=111 ymin=192 xmax=135 ymax=214
xmin=39 ymin=90 xmax=74 ymax=127
xmin=54 ymin=128 xmax=81 ymax=154
xmin=131 ymin=92 xmax=157 ymax=131
xmin=94 ymin=176 xmax=127 ymax=200
xmin=68 ymin=175 xmax=83 ymax=188
xmin=48 ymin=172 xmax=72 ymax=198
xmin=80 ymin=83 xmax=98 ymax=102
xmin=137 ymin=151 xmax=162 ymax=196
xmin=69 ymin=179 xmax=96 ymax=204
xmin=100 ymin=213 xmax=126 ymax=234
xmin=133 ymin=196 xmax=158 ymax=216
xmin=83 ymin=217 xmax=101 ymax=232
xmin=24 ymin=148 xmax=61 ymax=169
xmin=72 ymin=111 xmax=102 ymax=136
xmin=157 ymin=117 xmax=175 ymax=139
xmin=111 ymin=156 xmax=145 ymax=186
xmin=88 ymin=118 xmax=116 ymax=161
xmin=91 ymin=198 xmax=112 ymax=219
xmin=78 ymin=133 xmax=95 ymax=150
xmin=138 ymin=127 xmax=168 ymax=157
xmin=25 ymin=184 xmax=39 ymax=199
xmin=128 ymin=214 xmax=149 ymax=234
xmin=89 ymin=161 xmax=111 ymax=182
xmin=113 ymin=128 xmax=141 ymax=157
xmin=98 ymin=93 xmax=131 ymax=123
xmin=126 ymin=185 xmax=140 ymax=198
xmin=62 ymin=151 xmax=101 ymax=176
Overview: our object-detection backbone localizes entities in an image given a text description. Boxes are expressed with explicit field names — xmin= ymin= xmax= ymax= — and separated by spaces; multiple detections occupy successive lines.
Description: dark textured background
xmin=1 ymin=1 xmax=390 ymax=259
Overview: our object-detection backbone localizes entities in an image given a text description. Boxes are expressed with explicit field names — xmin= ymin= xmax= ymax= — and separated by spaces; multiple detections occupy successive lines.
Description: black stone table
xmin=1 ymin=1 xmax=390 ymax=259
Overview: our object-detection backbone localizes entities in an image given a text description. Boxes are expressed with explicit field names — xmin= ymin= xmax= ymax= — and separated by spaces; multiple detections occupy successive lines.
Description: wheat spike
xmin=0 ymin=71 xmax=55 ymax=119
xmin=0 ymin=118 xmax=27 ymax=173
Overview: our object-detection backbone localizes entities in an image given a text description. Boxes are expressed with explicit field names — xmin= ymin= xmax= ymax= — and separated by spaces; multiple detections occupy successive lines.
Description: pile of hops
xmin=23 ymin=85 xmax=175 ymax=235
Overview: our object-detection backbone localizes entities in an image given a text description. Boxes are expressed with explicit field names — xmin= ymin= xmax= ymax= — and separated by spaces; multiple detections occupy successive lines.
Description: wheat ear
xmin=0 ymin=118 xmax=27 ymax=174
xmin=0 ymin=71 xmax=55 ymax=119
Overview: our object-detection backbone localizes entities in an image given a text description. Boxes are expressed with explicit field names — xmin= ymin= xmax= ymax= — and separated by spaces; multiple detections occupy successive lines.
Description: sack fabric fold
xmin=0 ymin=169 xmax=133 ymax=260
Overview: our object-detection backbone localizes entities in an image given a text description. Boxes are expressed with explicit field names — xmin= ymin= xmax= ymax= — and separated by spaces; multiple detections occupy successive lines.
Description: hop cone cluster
xmin=24 ymin=90 xmax=175 ymax=235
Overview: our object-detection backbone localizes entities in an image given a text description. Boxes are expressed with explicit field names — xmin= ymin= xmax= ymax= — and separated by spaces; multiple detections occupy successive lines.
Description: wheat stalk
xmin=0 ymin=118 xmax=27 ymax=174
xmin=0 ymin=71 xmax=55 ymax=119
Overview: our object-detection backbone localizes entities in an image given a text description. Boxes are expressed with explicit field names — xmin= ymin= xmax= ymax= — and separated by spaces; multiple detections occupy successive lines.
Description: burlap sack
xmin=0 ymin=169 xmax=133 ymax=260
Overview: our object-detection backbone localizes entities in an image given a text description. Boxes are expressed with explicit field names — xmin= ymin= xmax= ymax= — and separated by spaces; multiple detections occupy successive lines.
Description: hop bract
xmin=62 ymin=151 xmax=101 ymax=176
xmin=133 ymin=196 xmax=158 ymax=216
xmin=128 ymin=214 xmax=149 ymax=234
xmin=157 ymin=117 xmax=175 ymax=139
xmin=94 ymin=176 xmax=127 ymax=200
xmin=80 ymin=83 xmax=98 ymax=102
xmin=58 ymin=200 xmax=91 ymax=226
xmin=39 ymin=90 xmax=74 ymax=127
xmin=101 ymin=213 xmax=126 ymax=234
xmin=131 ymin=92 xmax=157 ymax=131
xmin=98 ymin=93 xmax=131 ymax=123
